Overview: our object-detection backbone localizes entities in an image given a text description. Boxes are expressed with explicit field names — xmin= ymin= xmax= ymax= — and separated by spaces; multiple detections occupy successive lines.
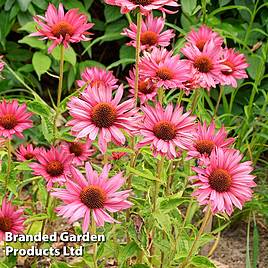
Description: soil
xmin=211 ymin=223 xmax=268 ymax=268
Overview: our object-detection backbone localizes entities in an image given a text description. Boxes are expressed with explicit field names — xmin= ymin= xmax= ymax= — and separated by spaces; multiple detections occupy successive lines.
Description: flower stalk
xmin=214 ymin=85 xmax=224 ymax=116
xmin=90 ymin=215 xmax=98 ymax=268
xmin=134 ymin=11 xmax=142 ymax=106
xmin=5 ymin=139 xmax=12 ymax=191
xmin=149 ymin=155 xmax=165 ymax=262
xmin=179 ymin=205 xmax=212 ymax=268
xmin=191 ymin=89 xmax=200 ymax=113
xmin=40 ymin=191 xmax=50 ymax=237
xmin=53 ymin=45 xmax=65 ymax=140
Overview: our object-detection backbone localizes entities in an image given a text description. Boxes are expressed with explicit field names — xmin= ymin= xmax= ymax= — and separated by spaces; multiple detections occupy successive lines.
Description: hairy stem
xmin=153 ymin=156 xmax=165 ymax=212
xmin=150 ymin=156 xmax=165 ymax=261
xmin=40 ymin=192 xmax=50 ymax=237
xmin=179 ymin=206 xmax=212 ymax=268
xmin=177 ymin=90 xmax=185 ymax=106
xmin=191 ymin=90 xmax=200 ymax=113
xmin=201 ymin=0 xmax=207 ymax=23
xmin=53 ymin=45 xmax=65 ymax=140
xmin=91 ymin=215 xmax=98 ymax=268
xmin=134 ymin=11 xmax=142 ymax=105
xmin=214 ymin=85 xmax=224 ymax=117
xmin=158 ymin=87 xmax=164 ymax=105
xmin=5 ymin=139 xmax=12 ymax=192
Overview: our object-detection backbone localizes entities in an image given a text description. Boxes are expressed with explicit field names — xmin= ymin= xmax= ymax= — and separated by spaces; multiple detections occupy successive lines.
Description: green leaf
xmin=51 ymin=262 xmax=72 ymax=268
xmin=219 ymin=0 xmax=232 ymax=6
xmin=15 ymin=161 xmax=32 ymax=171
xmin=0 ymin=10 xmax=12 ymax=47
xmin=191 ymin=256 xmax=217 ymax=268
xmin=32 ymin=0 xmax=47 ymax=10
xmin=27 ymin=221 xmax=42 ymax=235
xmin=27 ymin=100 xmax=51 ymax=117
xmin=41 ymin=116 xmax=54 ymax=143
xmin=4 ymin=0 xmax=15 ymax=11
xmin=209 ymin=5 xmax=252 ymax=18
xmin=18 ymin=21 xmax=36 ymax=33
xmin=105 ymin=18 xmax=128 ymax=34
xmin=159 ymin=195 xmax=186 ymax=212
xmin=24 ymin=213 xmax=48 ymax=224
xmin=17 ymin=0 xmax=32 ymax=12
xmin=79 ymin=60 xmax=106 ymax=73
xmin=19 ymin=36 xmax=46 ymax=49
xmin=181 ymin=0 xmax=197 ymax=14
xmin=119 ymin=45 xmax=135 ymax=60
xmin=127 ymin=166 xmax=159 ymax=182
xmin=247 ymin=54 xmax=264 ymax=80
xmin=253 ymin=221 xmax=259 ymax=268
xmin=165 ymin=22 xmax=187 ymax=35
xmin=104 ymin=5 xmax=122 ymax=23
xmin=82 ymin=33 xmax=123 ymax=54
xmin=32 ymin=52 xmax=51 ymax=79
xmin=52 ymin=46 xmax=76 ymax=66
xmin=118 ymin=242 xmax=140 ymax=264
xmin=64 ymin=0 xmax=87 ymax=13
xmin=107 ymin=58 xmax=135 ymax=70
xmin=132 ymin=265 xmax=150 ymax=268
xmin=0 ymin=263 xmax=9 ymax=268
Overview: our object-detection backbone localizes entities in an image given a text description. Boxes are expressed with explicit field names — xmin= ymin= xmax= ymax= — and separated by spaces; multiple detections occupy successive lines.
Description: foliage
xmin=0 ymin=0 xmax=267 ymax=268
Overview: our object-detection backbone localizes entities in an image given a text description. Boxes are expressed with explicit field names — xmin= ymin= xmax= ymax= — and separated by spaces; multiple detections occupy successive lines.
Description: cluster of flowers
xmin=0 ymin=1 xmax=255 ymax=242
xmin=123 ymin=16 xmax=248 ymax=102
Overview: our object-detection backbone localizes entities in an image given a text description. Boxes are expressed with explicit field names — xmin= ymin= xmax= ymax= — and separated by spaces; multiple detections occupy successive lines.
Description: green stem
xmin=150 ymin=156 xmax=165 ymax=262
xmin=158 ymin=87 xmax=164 ymax=105
xmin=166 ymin=161 xmax=173 ymax=196
xmin=5 ymin=139 xmax=12 ymax=192
xmin=134 ymin=11 xmax=142 ymax=106
xmin=191 ymin=90 xmax=199 ymax=113
xmin=244 ymin=0 xmax=259 ymax=47
xmin=177 ymin=90 xmax=184 ymax=106
xmin=214 ymin=86 xmax=224 ymax=117
xmin=125 ymin=12 xmax=132 ymax=24
xmin=179 ymin=206 xmax=212 ymax=268
xmin=4 ymin=63 xmax=35 ymax=95
xmin=91 ymin=215 xmax=98 ymax=268
xmin=153 ymin=156 xmax=165 ymax=212
xmin=40 ymin=192 xmax=50 ymax=237
xmin=201 ymin=0 xmax=207 ymax=23
xmin=53 ymin=45 xmax=65 ymax=141
xmin=126 ymin=137 xmax=138 ymax=240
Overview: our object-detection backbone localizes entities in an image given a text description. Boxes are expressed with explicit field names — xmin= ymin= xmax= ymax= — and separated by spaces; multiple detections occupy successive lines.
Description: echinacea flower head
xmin=0 ymin=198 xmax=25 ymax=241
xmin=30 ymin=3 xmax=94 ymax=53
xmin=51 ymin=162 xmax=132 ymax=231
xmin=182 ymin=76 xmax=200 ymax=96
xmin=187 ymin=121 xmax=235 ymax=165
xmin=137 ymin=103 xmax=196 ymax=159
xmin=191 ymin=148 xmax=256 ymax=215
xmin=77 ymin=67 xmax=118 ymax=90
xmin=127 ymin=68 xmax=157 ymax=104
xmin=220 ymin=48 xmax=249 ymax=87
xmin=0 ymin=100 xmax=32 ymax=139
xmin=139 ymin=47 xmax=191 ymax=89
xmin=186 ymin=25 xmax=223 ymax=52
xmin=104 ymin=0 xmax=179 ymax=15
xmin=122 ymin=14 xmax=175 ymax=50
xmin=181 ymin=40 xmax=222 ymax=90
xmin=67 ymin=84 xmax=139 ymax=153
xmin=15 ymin=144 xmax=41 ymax=162
xmin=29 ymin=146 xmax=73 ymax=190
xmin=61 ymin=140 xmax=94 ymax=166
